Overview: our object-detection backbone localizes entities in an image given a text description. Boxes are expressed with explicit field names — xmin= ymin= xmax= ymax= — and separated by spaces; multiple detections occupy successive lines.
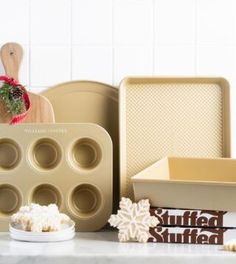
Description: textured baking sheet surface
xmin=120 ymin=77 xmax=230 ymax=198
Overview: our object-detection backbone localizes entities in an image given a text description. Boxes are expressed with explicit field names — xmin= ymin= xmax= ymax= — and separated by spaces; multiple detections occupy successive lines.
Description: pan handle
xmin=0 ymin=42 xmax=23 ymax=81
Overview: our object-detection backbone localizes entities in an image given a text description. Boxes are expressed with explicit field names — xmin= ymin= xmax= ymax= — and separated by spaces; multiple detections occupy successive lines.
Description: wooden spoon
xmin=0 ymin=42 xmax=55 ymax=123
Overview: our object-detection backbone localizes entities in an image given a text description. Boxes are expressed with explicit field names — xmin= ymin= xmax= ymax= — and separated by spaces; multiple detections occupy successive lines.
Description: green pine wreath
xmin=0 ymin=76 xmax=25 ymax=116
xmin=0 ymin=81 xmax=25 ymax=115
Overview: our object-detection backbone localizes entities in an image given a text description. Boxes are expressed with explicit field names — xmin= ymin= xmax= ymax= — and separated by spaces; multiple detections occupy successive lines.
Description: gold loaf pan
xmin=0 ymin=123 xmax=112 ymax=231
xmin=132 ymin=157 xmax=236 ymax=211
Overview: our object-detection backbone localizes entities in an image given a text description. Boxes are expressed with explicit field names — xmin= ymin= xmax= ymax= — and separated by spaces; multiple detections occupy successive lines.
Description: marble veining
xmin=0 ymin=231 xmax=236 ymax=264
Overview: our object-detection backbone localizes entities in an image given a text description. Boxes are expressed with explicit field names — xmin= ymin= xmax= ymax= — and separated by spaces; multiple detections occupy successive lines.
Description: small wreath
xmin=0 ymin=75 xmax=31 ymax=124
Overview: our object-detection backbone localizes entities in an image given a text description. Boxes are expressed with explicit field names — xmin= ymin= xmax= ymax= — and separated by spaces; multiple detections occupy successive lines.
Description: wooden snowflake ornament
xmin=108 ymin=197 xmax=159 ymax=242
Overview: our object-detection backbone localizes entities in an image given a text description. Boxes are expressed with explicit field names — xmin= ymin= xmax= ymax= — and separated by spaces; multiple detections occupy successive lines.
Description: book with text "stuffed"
xmin=150 ymin=208 xmax=236 ymax=228
xmin=149 ymin=226 xmax=235 ymax=244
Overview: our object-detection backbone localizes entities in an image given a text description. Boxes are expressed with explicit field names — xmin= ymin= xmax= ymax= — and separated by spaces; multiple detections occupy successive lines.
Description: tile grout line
xmin=111 ymin=0 xmax=115 ymax=86
xmin=194 ymin=0 xmax=198 ymax=76
xmin=70 ymin=0 xmax=73 ymax=81
xmin=28 ymin=0 xmax=31 ymax=90
xmin=152 ymin=0 xmax=156 ymax=76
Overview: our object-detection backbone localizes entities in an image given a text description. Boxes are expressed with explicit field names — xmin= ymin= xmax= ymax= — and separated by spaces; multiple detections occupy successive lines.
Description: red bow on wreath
xmin=0 ymin=75 xmax=31 ymax=124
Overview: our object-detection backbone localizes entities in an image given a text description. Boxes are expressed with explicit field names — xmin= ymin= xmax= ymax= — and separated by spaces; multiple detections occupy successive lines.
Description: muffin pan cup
xmin=41 ymin=81 xmax=119 ymax=211
xmin=0 ymin=139 xmax=21 ymax=170
xmin=120 ymin=77 xmax=230 ymax=199
xmin=132 ymin=157 xmax=236 ymax=211
xmin=0 ymin=123 xmax=112 ymax=231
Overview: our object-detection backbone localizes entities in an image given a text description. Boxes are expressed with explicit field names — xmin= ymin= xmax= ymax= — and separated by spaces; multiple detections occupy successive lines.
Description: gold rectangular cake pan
xmin=120 ymin=77 xmax=230 ymax=199
xmin=0 ymin=123 xmax=112 ymax=231
xmin=132 ymin=157 xmax=236 ymax=211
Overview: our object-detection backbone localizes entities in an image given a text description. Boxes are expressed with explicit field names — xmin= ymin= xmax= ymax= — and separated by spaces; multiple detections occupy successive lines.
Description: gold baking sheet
xmin=120 ymin=77 xmax=230 ymax=199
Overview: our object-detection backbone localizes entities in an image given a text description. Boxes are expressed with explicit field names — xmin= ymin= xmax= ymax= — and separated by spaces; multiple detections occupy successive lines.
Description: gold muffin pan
xmin=41 ymin=81 xmax=120 ymax=211
xmin=0 ymin=123 xmax=112 ymax=231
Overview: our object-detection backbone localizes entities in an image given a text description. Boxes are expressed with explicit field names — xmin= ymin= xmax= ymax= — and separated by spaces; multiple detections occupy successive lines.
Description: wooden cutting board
xmin=0 ymin=42 xmax=55 ymax=123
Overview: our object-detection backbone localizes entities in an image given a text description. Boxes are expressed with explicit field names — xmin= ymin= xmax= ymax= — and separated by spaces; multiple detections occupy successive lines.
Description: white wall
xmin=0 ymin=0 xmax=236 ymax=154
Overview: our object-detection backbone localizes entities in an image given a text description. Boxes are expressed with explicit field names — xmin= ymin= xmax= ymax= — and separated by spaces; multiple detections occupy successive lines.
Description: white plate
xmin=10 ymin=230 xmax=75 ymax=242
xmin=9 ymin=221 xmax=75 ymax=242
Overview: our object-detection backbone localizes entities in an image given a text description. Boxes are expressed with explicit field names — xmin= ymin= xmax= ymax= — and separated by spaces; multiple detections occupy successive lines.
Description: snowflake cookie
xmin=224 ymin=239 xmax=236 ymax=252
xmin=11 ymin=203 xmax=71 ymax=232
xmin=108 ymin=197 xmax=159 ymax=242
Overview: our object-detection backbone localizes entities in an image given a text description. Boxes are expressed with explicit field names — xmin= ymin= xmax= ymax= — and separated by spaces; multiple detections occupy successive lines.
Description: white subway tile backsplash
xmin=0 ymin=61 xmax=4 ymax=76
xmin=114 ymin=46 xmax=153 ymax=85
xmin=19 ymin=45 xmax=29 ymax=86
xmin=114 ymin=0 xmax=153 ymax=46
xmin=196 ymin=46 xmax=236 ymax=78
xmin=72 ymin=0 xmax=112 ymax=45
xmin=30 ymin=0 xmax=71 ymax=46
xmin=0 ymin=0 xmax=29 ymax=44
xmin=30 ymin=47 xmax=71 ymax=86
xmin=72 ymin=46 xmax=112 ymax=84
xmin=29 ymin=86 xmax=48 ymax=93
xmin=155 ymin=45 xmax=195 ymax=75
xmin=197 ymin=0 xmax=236 ymax=45
xmin=0 ymin=0 xmax=235 ymax=152
xmin=155 ymin=0 xmax=195 ymax=45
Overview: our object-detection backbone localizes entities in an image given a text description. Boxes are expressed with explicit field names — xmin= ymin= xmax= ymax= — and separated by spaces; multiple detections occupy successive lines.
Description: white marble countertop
xmin=0 ymin=231 xmax=236 ymax=264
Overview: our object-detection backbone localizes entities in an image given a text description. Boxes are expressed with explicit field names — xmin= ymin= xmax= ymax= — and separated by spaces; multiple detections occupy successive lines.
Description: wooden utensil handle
xmin=0 ymin=42 xmax=55 ymax=123
xmin=0 ymin=42 xmax=23 ymax=81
